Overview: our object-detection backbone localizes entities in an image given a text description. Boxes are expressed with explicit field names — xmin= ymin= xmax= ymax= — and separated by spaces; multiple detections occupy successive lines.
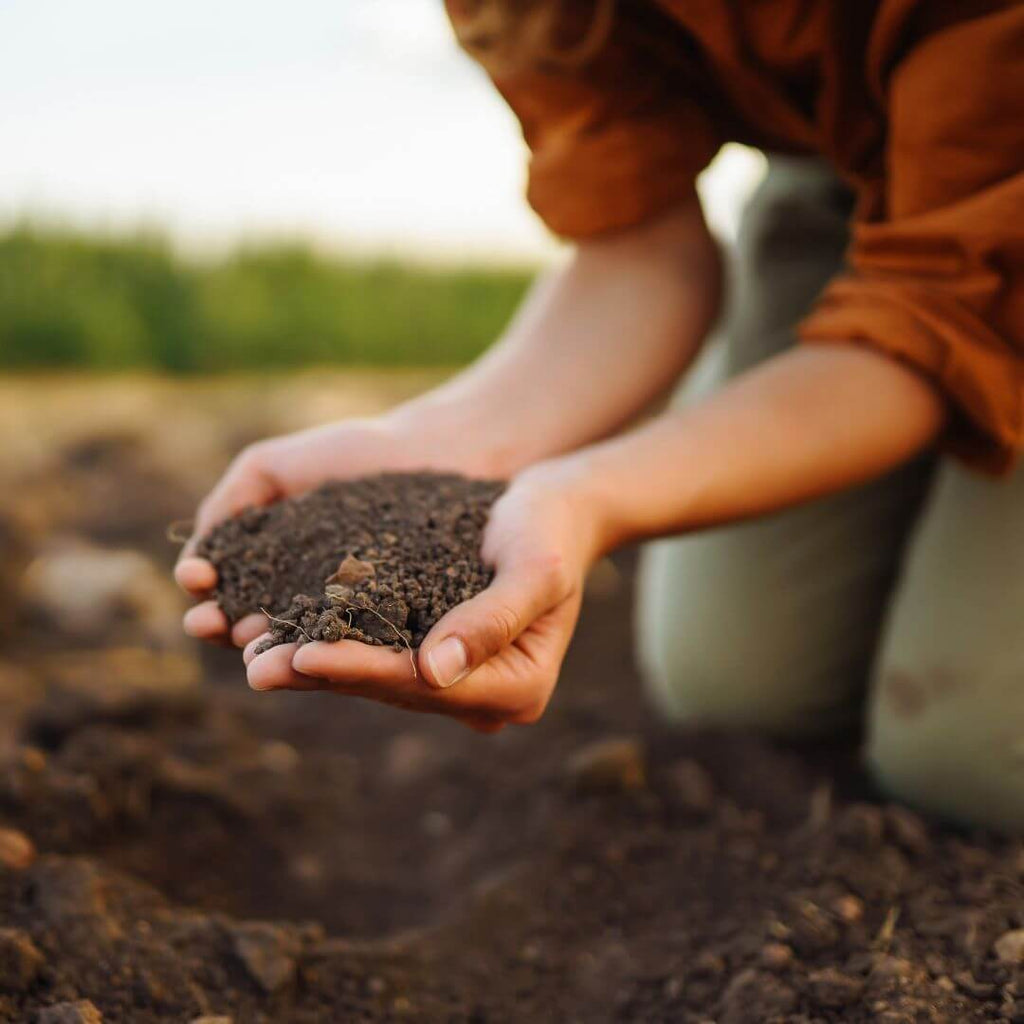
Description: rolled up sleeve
xmin=446 ymin=0 xmax=722 ymax=239
xmin=799 ymin=6 xmax=1024 ymax=473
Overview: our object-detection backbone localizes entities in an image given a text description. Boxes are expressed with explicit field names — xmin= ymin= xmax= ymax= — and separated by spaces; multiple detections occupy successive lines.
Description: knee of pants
xmin=866 ymin=667 xmax=1024 ymax=836
xmin=635 ymin=541 xmax=859 ymax=738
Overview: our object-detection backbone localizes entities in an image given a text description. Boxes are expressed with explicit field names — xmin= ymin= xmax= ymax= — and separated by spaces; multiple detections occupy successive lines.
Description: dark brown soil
xmin=197 ymin=473 xmax=504 ymax=652
xmin=2 ymin=429 xmax=1022 ymax=1022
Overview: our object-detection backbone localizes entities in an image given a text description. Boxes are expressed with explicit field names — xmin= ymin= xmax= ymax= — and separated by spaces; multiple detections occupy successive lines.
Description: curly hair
xmin=450 ymin=0 xmax=617 ymax=74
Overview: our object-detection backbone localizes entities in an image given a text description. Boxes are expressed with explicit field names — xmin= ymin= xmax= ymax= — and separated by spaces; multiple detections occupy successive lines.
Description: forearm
xmin=390 ymin=199 xmax=721 ymax=477
xmin=559 ymin=344 xmax=946 ymax=555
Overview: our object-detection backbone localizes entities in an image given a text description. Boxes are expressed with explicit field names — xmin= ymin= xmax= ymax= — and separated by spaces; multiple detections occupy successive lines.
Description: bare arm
xmin=390 ymin=195 xmax=721 ymax=475
xmin=567 ymin=343 xmax=946 ymax=553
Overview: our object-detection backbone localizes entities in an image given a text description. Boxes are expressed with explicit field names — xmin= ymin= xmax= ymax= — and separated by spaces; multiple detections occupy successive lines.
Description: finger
xmin=291 ymin=640 xmax=417 ymax=688
xmin=288 ymin=642 xmax=497 ymax=719
xmin=183 ymin=600 xmax=231 ymax=640
xmin=291 ymin=636 xmax=543 ymax=724
xmin=182 ymin=447 xmax=281 ymax=557
xmin=243 ymin=633 xmax=272 ymax=666
xmin=231 ymin=613 xmax=268 ymax=648
xmin=247 ymin=643 xmax=322 ymax=692
xmin=174 ymin=557 xmax=218 ymax=596
xmin=290 ymin=625 xmax=565 ymax=724
xmin=418 ymin=555 xmax=569 ymax=690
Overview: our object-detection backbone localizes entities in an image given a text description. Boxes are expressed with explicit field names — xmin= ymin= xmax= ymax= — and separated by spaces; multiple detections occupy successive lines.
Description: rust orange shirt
xmin=447 ymin=0 xmax=1024 ymax=472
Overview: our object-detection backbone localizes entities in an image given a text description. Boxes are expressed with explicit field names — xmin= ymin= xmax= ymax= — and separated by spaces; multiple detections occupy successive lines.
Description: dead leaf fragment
xmin=326 ymin=555 xmax=376 ymax=587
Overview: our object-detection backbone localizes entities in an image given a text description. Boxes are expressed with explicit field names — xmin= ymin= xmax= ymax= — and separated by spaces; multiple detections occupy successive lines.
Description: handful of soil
xmin=197 ymin=472 xmax=505 ymax=656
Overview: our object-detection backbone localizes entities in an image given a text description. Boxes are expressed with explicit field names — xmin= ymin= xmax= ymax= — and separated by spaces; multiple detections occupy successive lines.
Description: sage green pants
xmin=636 ymin=157 xmax=1024 ymax=834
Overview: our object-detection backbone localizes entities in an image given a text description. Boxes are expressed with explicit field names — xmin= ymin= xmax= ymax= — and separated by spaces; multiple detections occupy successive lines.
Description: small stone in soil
xmin=836 ymin=803 xmax=885 ymax=848
xmin=719 ymin=968 xmax=797 ymax=1024
xmin=759 ymin=942 xmax=794 ymax=970
xmin=29 ymin=859 xmax=108 ymax=924
xmin=0 ymin=827 xmax=36 ymax=870
xmin=0 ymin=927 xmax=44 ymax=991
xmin=36 ymin=1001 xmax=104 ymax=1024
xmin=952 ymin=969 xmax=996 ymax=998
xmin=994 ymin=929 xmax=1024 ymax=964
xmin=788 ymin=900 xmax=841 ymax=954
xmin=869 ymin=954 xmax=917 ymax=986
xmin=20 ymin=747 xmax=47 ymax=773
xmin=566 ymin=737 xmax=646 ymax=794
xmin=832 ymin=893 xmax=865 ymax=924
xmin=807 ymin=966 xmax=865 ymax=1009
xmin=885 ymin=805 xmax=931 ymax=855
xmin=691 ymin=951 xmax=726 ymax=977
xmin=666 ymin=758 xmax=715 ymax=815
xmin=231 ymin=922 xmax=298 ymax=994
xmin=257 ymin=740 xmax=299 ymax=775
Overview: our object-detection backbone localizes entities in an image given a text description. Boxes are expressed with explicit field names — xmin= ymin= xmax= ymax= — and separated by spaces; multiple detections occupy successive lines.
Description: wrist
xmin=383 ymin=392 xmax=532 ymax=480
xmin=513 ymin=453 xmax=617 ymax=569
xmin=532 ymin=439 xmax=675 ymax=560
xmin=564 ymin=452 xmax=628 ymax=561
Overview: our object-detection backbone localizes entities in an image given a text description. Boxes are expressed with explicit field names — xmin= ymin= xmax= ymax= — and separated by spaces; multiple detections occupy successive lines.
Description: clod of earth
xmin=36 ymin=1001 xmax=104 ymax=1024
xmin=720 ymin=968 xmax=798 ymax=1023
xmin=0 ymin=928 xmax=44 ymax=992
xmin=832 ymin=893 xmax=865 ymax=924
xmin=565 ymin=737 xmax=647 ymax=794
xmin=197 ymin=473 xmax=505 ymax=653
xmin=666 ymin=757 xmax=716 ymax=816
xmin=230 ymin=922 xmax=299 ymax=994
xmin=0 ymin=828 xmax=35 ymax=870
xmin=759 ymin=941 xmax=795 ymax=970
xmin=994 ymin=929 xmax=1024 ymax=964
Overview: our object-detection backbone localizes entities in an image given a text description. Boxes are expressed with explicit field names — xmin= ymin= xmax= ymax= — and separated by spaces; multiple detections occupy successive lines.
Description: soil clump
xmin=197 ymin=473 xmax=504 ymax=653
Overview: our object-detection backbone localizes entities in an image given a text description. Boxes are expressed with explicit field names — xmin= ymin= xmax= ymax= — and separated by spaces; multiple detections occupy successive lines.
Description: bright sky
xmin=0 ymin=0 xmax=765 ymax=262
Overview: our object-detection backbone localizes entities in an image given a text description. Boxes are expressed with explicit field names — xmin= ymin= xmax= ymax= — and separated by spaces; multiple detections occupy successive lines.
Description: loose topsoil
xmin=197 ymin=473 xmax=505 ymax=652
xmin=2 ymin=436 xmax=1023 ymax=1022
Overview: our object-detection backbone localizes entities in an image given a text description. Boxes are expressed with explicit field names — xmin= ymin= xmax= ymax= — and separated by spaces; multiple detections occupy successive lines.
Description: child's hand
xmin=175 ymin=413 xmax=500 ymax=647
xmin=241 ymin=460 xmax=601 ymax=732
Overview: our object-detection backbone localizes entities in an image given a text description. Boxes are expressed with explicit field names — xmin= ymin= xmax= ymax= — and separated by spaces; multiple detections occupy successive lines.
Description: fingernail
xmin=182 ymin=609 xmax=205 ymax=638
xmin=426 ymin=636 xmax=469 ymax=689
xmin=291 ymin=648 xmax=326 ymax=680
xmin=242 ymin=635 xmax=269 ymax=666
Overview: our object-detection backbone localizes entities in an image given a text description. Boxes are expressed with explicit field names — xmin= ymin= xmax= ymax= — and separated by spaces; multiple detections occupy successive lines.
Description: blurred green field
xmin=0 ymin=225 xmax=535 ymax=371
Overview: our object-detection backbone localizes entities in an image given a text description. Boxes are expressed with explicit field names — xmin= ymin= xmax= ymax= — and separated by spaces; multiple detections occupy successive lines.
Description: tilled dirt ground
xmin=1 ymin=378 xmax=1021 ymax=1023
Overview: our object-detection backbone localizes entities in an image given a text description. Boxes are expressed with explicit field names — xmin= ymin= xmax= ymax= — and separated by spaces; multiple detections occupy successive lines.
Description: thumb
xmin=179 ymin=444 xmax=281 ymax=560
xmin=418 ymin=554 xmax=569 ymax=689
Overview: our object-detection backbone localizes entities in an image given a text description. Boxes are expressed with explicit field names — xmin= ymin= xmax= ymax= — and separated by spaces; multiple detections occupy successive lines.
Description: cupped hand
xmin=175 ymin=411 xmax=498 ymax=646
xmin=242 ymin=460 xmax=602 ymax=732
